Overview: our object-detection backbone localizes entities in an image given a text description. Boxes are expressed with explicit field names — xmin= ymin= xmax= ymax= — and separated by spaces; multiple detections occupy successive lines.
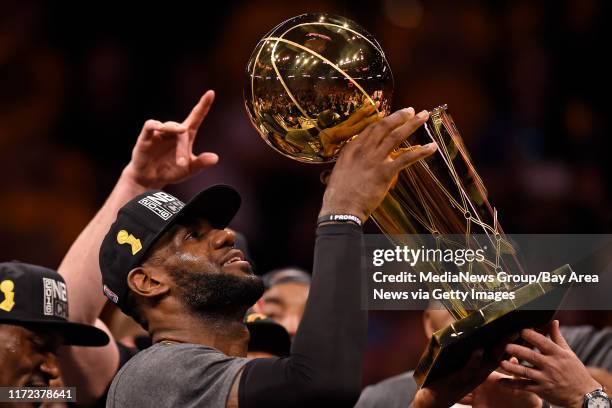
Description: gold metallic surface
xmin=245 ymin=13 xmax=393 ymax=162
xmin=372 ymin=106 xmax=525 ymax=319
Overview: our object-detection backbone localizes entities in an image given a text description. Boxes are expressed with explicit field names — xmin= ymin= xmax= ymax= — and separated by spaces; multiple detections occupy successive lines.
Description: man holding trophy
xmin=99 ymin=100 xmax=455 ymax=408
xmin=58 ymin=82 xmax=510 ymax=407
xmin=30 ymin=11 xmax=608 ymax=408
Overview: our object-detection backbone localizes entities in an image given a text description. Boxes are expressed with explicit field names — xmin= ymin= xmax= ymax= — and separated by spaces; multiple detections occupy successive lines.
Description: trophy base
xmin=414 ymin=264 xmax=573 ymax=388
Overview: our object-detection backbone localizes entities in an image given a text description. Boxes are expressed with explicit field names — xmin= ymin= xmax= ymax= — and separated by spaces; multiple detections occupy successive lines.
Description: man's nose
xmin=211 ymin=228 xmax=236 ymax=249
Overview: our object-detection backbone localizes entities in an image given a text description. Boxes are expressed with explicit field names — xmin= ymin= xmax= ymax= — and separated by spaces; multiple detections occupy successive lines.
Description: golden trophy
xmin=244 ymin=13 xmax=571 ymax=387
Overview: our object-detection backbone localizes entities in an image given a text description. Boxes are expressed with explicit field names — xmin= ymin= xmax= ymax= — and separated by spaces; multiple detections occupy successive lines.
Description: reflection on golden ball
xmin=245 ymin=13 xmax=394 ymax=163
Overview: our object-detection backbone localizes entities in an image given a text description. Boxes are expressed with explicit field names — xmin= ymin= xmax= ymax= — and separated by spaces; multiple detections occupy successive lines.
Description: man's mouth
xmin=223 ymin=256 xmax=244 ymax=266
xmin=221 ymin=249 xmax=247 ymax=267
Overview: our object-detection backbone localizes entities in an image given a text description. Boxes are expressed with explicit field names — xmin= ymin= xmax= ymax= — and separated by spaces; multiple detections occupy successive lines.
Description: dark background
xmin=1 ymin=0 xmax=610 ymax=385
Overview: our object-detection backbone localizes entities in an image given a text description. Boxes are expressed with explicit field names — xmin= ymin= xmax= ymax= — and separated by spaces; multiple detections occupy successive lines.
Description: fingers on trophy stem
xmin=393 ymin=142 xmax=437 ymax=170
xmin=378 ymin=107 xmax=416 ymax=138
xmin=380 ymin=108 xmax=429 ymax=153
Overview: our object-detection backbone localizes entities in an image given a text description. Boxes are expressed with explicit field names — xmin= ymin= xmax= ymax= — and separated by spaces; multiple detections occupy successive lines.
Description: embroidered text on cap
xmin=138 ymin=192 xmax=185 ymax=220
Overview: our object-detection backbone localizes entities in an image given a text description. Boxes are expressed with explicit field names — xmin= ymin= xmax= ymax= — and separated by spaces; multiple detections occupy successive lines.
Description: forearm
xmin=58 ymin=166 xmax=147 ymax=324
xmin=239 ymin=223 xmax=367 ymax=407
xmin=291 ymin=223 xmax=367 ymax=393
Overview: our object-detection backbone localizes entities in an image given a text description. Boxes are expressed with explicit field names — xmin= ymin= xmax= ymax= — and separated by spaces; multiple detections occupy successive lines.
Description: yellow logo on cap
xmin=245 ymin=313 xmax=267 ymax=323
xmin=0 ymin=280 xmax=15 ymax=312
xmin=117 ymin=230 xmax=142 ymax=255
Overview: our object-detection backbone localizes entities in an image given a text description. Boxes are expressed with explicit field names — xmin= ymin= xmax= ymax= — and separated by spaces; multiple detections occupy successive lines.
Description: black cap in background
xmin=245 ymin=312 xmax=291 ymax=357
xmin=0 ymin=262 xmax=109 ymax=346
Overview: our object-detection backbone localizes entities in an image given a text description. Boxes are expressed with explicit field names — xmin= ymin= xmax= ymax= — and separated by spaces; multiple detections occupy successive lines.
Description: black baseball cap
xmin=0 ymin=262 xmax=109 ymax=347
xmin=99 ymin=185 xmax=241 ymax=315
xmin=245 ymin=312 xmax=291 ymax=357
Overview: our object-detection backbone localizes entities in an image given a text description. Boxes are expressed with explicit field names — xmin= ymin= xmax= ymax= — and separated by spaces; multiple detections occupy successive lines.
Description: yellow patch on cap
xmin=0 ymin=279 xmax=15 ymax=312
xmin=117 ymin=230 xmax=143 ymax=255
xmin=245 ymin=313 xmax=267 ymax=323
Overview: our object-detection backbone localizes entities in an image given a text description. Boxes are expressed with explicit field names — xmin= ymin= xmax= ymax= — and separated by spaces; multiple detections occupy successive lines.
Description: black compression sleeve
xmin=238 ymin=223 xmax=366 ymax=408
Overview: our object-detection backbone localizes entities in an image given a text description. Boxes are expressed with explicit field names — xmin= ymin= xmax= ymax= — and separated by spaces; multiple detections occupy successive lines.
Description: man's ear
xmin=127 ymin=266 xmax=171 ymax=298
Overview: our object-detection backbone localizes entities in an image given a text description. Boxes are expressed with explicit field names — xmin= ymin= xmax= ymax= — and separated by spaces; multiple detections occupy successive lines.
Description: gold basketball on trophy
xmin=244 ymin=13 xmax=393 ymax=163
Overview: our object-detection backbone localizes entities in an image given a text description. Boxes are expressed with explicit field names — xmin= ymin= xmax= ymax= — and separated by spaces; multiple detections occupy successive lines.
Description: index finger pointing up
xmin=184 ymin=90 xmax=215 ymax=131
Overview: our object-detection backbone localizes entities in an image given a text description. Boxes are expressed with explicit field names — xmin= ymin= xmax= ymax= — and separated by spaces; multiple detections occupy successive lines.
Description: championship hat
xmin=0 ymin=262 xmax=109 ymax=346
xmin=99 ymin=185 xmax=241 ymax=315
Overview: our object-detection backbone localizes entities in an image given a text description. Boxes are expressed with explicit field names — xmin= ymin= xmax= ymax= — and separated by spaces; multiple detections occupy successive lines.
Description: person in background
xmin=0 ymin=262 xmax=108 ymax=388
xmin=253 ymin=267 xmax=311 ymax=338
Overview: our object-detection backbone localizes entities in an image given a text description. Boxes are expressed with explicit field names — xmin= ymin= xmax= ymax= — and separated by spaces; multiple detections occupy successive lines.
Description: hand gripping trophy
xmin=244 ymin=13 xmax=572 ymax=386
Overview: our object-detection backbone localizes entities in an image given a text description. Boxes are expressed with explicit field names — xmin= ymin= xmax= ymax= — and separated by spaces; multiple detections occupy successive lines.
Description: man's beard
xmin=168 ymin=266 xmax=264 ymax=317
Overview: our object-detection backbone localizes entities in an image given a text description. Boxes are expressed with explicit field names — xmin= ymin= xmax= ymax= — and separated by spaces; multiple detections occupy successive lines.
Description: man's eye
xmin=186 ymin=231 xmax=202 ymax=240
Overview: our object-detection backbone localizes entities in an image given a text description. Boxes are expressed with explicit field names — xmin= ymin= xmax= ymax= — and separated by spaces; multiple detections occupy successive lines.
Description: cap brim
xmin=175 ymin=184 xmax=241 ymax=230
xmin=0 ymin=318 xmax=110 ymax=347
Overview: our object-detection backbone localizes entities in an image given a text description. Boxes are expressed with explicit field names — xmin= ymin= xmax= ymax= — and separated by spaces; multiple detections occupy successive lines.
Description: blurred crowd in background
xmin=1 ymin=0 xmax=610 ymax=386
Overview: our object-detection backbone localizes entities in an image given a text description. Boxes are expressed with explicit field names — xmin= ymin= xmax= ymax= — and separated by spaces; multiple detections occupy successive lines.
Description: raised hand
xmin=123 ymin=90 xmax=219 ymax=189
xmin=320 ymin=107 xmax=437 ymax=222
